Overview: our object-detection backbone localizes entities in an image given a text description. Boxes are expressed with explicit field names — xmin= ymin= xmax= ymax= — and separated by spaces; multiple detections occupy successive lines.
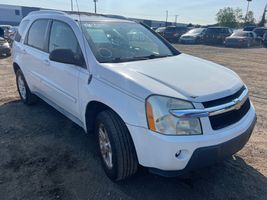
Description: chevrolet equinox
xmin=12 ymin=11 xmax=257 ymax=181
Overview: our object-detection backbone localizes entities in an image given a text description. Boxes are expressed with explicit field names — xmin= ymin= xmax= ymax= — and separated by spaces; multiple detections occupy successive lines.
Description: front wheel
xmin=16 ymin=69 xmax=37 ymax=105
xmin=95 ymin=110 xmax=138 ymax=181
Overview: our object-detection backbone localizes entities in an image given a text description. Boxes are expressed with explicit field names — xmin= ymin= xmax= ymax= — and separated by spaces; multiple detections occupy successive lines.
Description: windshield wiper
xmin=101 ymin=54 xmax=173 ymax=63
xmin=134 ymin=54 xmax=172 ymax=60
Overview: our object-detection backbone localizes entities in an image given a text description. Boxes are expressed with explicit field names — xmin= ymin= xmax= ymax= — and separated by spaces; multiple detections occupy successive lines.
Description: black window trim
xmin=48 ymin=19 xmax=86 ymax=69
xmin=24 ymin=18 xmax=51 ymax=53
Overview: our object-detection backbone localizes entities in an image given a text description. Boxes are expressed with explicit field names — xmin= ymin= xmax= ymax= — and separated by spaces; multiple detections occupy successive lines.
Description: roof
xmin=207 ymin=26 xmax=229 ymax=29
xmin=28 ymin=10 xmax=133 ymax=23
xmin=253 ymin=27 xmax=267 ymax=30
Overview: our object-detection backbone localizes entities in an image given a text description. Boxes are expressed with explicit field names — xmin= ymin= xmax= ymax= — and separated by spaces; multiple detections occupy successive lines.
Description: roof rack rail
xmin=66 ymin=11 xmax=128 ymax=20
xmin=28 ymin=10 xmax=66 ymax=16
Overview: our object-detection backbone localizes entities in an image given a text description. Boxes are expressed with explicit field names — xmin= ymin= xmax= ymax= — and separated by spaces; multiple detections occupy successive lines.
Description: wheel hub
xmin=98 ymin=124 xmax=113 ymax=169
xmin=18 ymin=75 xmax=26 ymax=100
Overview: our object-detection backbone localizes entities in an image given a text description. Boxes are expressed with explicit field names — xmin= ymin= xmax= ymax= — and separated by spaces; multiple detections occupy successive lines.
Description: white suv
xmin=12 ymin=11 xmax=256 ymax=181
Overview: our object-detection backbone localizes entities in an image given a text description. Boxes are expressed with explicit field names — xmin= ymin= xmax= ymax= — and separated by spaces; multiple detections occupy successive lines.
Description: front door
xmin=41 ymin=20 xmax=85 ymax=118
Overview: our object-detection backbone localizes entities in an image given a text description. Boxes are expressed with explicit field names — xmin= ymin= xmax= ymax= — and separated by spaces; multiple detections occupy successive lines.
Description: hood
xmin=226 ymin=36 xmax=248 ymax=40
xmin=181 ymin=33 xmax=200 ymax=37
xmin=101 ymin=54 xmax=243 ymax=102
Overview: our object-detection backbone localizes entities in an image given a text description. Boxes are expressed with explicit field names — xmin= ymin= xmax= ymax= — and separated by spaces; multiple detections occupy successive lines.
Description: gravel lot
xmin=0 ymin=45 xmax=267 ymax=200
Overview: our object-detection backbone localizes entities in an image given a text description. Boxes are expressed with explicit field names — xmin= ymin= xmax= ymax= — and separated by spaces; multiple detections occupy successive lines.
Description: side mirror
xmin=49 ymin=49 xmax=77 ymax=65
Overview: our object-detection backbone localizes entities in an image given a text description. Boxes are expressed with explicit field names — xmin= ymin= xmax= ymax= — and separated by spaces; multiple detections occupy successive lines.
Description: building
xmin=0 ymin=4 xmax=40 ymax=26
xmin=0 ymin=4 xmax=187 ymax=28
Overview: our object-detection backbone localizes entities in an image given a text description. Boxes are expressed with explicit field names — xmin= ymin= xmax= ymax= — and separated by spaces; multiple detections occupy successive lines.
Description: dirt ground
xmin=0 ymin=45 xmax=266 ymax=200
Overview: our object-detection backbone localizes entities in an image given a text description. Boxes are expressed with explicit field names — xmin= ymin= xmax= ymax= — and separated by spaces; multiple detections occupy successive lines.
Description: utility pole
xmin=71 ymin=0 xmax=73 ymax=11
xmin=93 ymin=0 xmax=98 ymax=14
xmin=175 ymin=15 xmax=179 ymax=26
xmin=245 ymin=0 xmax=252 ymax=22
xmin=165 ymin=10 xmax=168 ymax=27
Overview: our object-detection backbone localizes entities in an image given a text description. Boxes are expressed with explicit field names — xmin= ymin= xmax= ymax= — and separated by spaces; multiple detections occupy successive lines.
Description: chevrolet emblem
xmin=233 ymin=98 xmax=242 ymax=110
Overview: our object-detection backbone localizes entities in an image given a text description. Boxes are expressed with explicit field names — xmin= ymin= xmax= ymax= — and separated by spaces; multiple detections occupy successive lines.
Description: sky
xmin=0 ymin=0 xmax=266 ymax=25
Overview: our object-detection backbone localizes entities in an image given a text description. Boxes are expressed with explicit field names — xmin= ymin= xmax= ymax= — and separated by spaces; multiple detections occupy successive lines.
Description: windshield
xmin=81 ymin=22 xmax=175 ymax=63
xmin=187 ymin=28 xmax=205 ymax=34
xmin=206 ymin=28 xmax=222 ymax=33
xmin=165 ymin=26 xmax=187 ymax=32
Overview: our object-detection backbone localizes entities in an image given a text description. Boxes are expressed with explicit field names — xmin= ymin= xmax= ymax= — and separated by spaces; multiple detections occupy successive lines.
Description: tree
xmin=216 ymin=7 xmax=243 ymax=28
xmin=244 ymin=11 xmax=256 ymax=25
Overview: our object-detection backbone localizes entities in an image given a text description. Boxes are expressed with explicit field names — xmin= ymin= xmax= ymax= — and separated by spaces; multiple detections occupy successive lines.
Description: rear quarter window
xmin=15 ymin=20 xmax=30 ymax=42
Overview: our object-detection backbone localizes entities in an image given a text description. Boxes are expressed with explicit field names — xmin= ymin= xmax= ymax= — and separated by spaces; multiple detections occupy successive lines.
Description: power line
xmin=71 ymin=0 xmax=73 ymax=11
xmin=93 ymin=0 xmax=98 ymax=14
xmin=166 ymin=10 xmax=168 ymax=26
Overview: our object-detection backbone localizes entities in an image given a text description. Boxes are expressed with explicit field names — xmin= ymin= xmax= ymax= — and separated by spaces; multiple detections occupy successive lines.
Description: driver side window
xmin=49 ymin=21 xmax=85 ymax=67
xmin=49 ymin=21 xmax=77 ymax=53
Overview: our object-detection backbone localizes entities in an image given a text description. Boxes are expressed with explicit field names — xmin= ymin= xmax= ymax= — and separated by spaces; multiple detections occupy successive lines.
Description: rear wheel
xmin=95 ymin=110 xmax=138 ymax=181
xmin=16 ymin=69 xmax=37 ymax=105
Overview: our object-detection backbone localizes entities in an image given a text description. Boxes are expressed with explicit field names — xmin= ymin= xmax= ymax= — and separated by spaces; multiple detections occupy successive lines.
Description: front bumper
xmin=0 ymin=47 xmax=11 ymax=55
xmin=150 ymin=115 xmax=256 ymax=177
xmin=127 ymin=105 xmax=256 ymax=173
xmin=225 ymin=41 xmax=247 ymax=48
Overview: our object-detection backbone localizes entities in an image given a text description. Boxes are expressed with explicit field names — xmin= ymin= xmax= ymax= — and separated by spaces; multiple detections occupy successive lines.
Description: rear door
xmin=21 ymin=19 xmax=50 ymax=92
xmin=42 ymin=20 xmax=85 ymax=118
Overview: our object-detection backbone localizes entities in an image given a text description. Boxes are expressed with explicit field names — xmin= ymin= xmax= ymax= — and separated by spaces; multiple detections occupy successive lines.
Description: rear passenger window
xmin=27 ymin=19 xmax=49 ymax=51
xmin=49 ymin=21 xmax=80 ymax=54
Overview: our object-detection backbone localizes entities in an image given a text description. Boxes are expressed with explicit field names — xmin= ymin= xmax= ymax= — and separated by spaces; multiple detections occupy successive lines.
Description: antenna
xmin=93 ymin=0 xmax=98 ymax=14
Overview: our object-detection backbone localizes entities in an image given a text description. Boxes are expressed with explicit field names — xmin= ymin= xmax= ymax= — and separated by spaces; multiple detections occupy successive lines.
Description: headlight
xmin=146 ymin=95 xmax=202 ymax=135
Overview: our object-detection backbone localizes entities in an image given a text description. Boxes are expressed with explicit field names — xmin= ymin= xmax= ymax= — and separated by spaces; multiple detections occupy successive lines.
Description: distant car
xmin=162 ymin=26 xmax=188 ymax=43
xmin=203 ymin=27 xmax=232 ymax=45
xmin=225 ymin=31 xmax=258 ymax=48
xmin=0 ymin=37 xmax=11 ymax=56
xmin=263 ymin=32 xmax=267 ymax=47
xmin=253 ymin=27 xmax=267 ymax=38
xmin=179 ymin=28 xmax=206 ymax=44
xmin=243 ymin=25 xmax=257 ymax=32
xmin=8 ymin=26 xmax=18 ymax=41
xmin=0 ymin=27 xmax=4 ymax=38
xmin=7 ymin=26 xmax=18 ymax=38
xmin=155 ymin=27 xmax=166 ymax=37
xmin=0 ymin=25 xmax=12 ymax=39
xmin=253 ymin=27 xmax=267 ymax=45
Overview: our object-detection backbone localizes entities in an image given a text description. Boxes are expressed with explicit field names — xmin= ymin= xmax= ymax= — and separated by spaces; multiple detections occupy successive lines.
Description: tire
xmin=95 ymin=110 xmax=138 ymax=181
xmin=16 ymin=69 xmax=38 ymax=105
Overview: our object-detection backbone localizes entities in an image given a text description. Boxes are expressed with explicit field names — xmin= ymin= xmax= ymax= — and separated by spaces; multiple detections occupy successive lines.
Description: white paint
xmin=12 ymin=11 xmax=256 ymax=171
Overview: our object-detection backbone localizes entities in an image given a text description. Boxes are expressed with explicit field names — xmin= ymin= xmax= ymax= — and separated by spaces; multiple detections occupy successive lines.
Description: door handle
xmin=21 ymin=49 xmax=27 ymax=54
xmin=43 ymin=59 xmax=50 ymax=66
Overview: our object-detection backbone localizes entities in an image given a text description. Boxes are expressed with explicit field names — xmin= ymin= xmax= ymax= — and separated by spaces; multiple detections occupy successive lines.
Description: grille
xmin=203 ymin=86 xmax=251 ymax=130
xmin=203 ymin=86 xmax=246 ymax=108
